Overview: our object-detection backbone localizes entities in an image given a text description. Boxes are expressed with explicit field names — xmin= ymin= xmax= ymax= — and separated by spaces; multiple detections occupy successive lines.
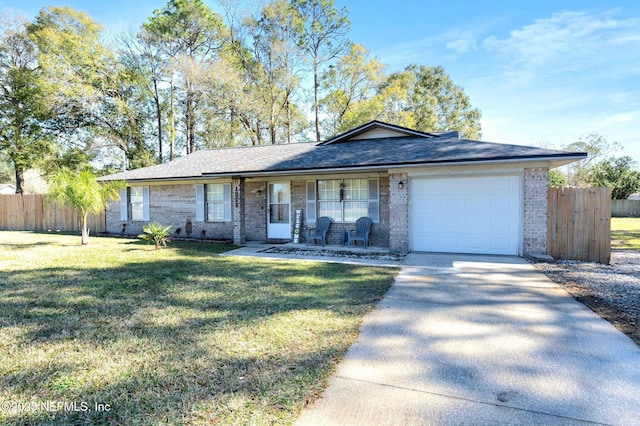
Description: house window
xmin=318 ymin=180 xmax=342 ymax=221
xmin=314 ymin=178 xmax=379 ymax=223
xmin=119 ymin=186 xmax=150 ymax=221
xmin=129 ymin=187 xmax=145 ymax=221
xmin=206 ymin=183 xmax=230 ymax=222
xmin=343 ymin=178 xmax=369 ymax=222
xmin=306 ymin=181 xmax=316 ymax=223
xmin=195 ymin=183 xmax=231 ymax=222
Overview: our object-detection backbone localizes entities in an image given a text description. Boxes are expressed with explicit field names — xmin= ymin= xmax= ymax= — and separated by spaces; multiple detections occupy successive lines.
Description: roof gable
xmin=320 ymin=120 xmax=436 ymax=145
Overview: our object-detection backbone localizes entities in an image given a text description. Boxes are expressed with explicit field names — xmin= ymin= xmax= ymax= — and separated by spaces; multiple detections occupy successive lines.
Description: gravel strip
xmin=532 ymin=249 xmax=640 ymax=345
xmin=260 ymin=247 xmax=406 ymax=262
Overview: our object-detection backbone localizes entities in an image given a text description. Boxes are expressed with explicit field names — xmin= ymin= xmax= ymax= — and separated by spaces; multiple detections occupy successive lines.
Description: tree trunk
xmin=153 ymin=79 xmax=163 ymax=163
xmin=256 ymin=121 xmax=262 ymax=146
xmin=229 ymin=109 xmax=235 ymax=142
xmin=81 ymin=214 xmax=90 ymax=245
xmin=14 ymin=167 xmax=24 ymax=194
xmin=313 ymin=58 xmax=321 ymax=142
xmin=186 ymin=85 xmax=196 ymax=154
xmin=286 ymin=99 xmax=291 ymax=144
xmin=269 ymin=90 xmax=276 ymax=145
xmin=185 ymin=90 xmax=192 ymax=155
xmin=169 ymin=77 xmax=175 ymax=161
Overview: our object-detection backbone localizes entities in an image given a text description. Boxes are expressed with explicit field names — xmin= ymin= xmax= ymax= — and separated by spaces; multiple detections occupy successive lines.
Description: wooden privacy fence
xmin=548 ymin=187 xmax=611 ymax=264
xmin=0 ymin=194 xmax=105 ymax=234
xmin=611 ymin=200 xmax=640 ymax=217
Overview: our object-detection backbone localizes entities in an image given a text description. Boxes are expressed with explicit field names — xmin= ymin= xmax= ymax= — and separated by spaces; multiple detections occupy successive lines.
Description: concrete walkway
xmin=296 ymin=253 xmax=640 ymax=425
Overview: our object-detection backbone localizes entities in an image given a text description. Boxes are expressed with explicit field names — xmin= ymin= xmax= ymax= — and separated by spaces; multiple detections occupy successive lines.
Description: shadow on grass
xmin=0 ymin=242 xmax=394 ymax=425
xmin=0 ymin=231 xmax=237 ymax=255
xmin=611 ymin=229 xmax=640 ymax=251
xmin=0 ymin=231 xmax=83 ymax=250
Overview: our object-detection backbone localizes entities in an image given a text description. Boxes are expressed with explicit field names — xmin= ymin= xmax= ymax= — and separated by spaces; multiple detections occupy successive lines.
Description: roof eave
xmin=101 ymin=153 xmax=586 ymax=183
xmin=98 ymin=175 xmax=205 ymax=183
xmin=201 ymin=154 xmax=587 ymax=178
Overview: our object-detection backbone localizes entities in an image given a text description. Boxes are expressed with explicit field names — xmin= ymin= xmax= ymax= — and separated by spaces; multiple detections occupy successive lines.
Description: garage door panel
xmin=466 ymin=238 xmax=485 ymax=250
xmin=465 ymin=180 xmax=486 ymax=192
xmin=411 ymin=176 xmax=520 ymax=255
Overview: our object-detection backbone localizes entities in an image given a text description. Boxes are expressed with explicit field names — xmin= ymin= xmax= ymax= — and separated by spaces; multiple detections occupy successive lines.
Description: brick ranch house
xmin=99 ymin=121 xmax=586 ymax=256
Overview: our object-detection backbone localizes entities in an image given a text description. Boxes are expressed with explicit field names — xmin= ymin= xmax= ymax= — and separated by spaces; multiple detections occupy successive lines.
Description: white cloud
xmin=481 ymin=10 xmax=640 ymax=75
xmin=379 ymin=20 xmax=500 ymax=69
xmin=601 ymin=111 xmax=640 ymax=126
xmin=373 ymin=8 xmax=640 ymax=161
xmin=607 ymin=92 xmax=640 ymax=105
xmin=445 ymin=35 xmax=478 ymax=54
xmin=465 ymin=9 xmax=640 ymax=162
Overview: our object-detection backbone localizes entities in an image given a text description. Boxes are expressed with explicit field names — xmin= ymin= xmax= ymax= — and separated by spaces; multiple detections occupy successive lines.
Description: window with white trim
xmin=130 ymin=187 xmax=144 ymax=220
xmin=119 ymin=186 xmax=150 ymax=221
xmin=311 ymin=178 xmax=379 ymax=223
xmin=318 ymin=180 xmax=342 ymax=221
xmin=195 ymin=183 xmax=231 ymax=222
xmin=206 ymin=183 xmax=231 ymax=222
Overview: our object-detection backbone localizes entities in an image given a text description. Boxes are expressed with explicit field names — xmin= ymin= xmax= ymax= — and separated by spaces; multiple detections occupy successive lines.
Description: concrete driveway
xmin=297 ymin=253 xmax=640 ymax=425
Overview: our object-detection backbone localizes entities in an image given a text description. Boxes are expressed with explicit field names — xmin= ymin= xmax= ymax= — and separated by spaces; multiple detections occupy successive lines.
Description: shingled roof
xmin=100 ymin=122 xmax=586 ymax=182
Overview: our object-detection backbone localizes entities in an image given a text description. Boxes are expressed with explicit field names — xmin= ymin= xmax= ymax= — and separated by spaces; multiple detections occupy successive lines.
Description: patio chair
xmin=347 ymin=217 xmax=372 ymax=249
xmin=306 ymin=216 xmax=331 ymax=247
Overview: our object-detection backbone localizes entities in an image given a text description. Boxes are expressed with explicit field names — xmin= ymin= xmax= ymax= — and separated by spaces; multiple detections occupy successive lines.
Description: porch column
xmin=389 ymin=173 xmax=409 ymax=254
xmin=232 ymin=176 xmax=246 ymax=245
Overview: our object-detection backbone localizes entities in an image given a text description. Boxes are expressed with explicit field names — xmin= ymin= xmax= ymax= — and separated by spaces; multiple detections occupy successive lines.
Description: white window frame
xmin=318 ymin=179 xmax=343 ymax=222
xmin=306 ymin=181 xmax=316 ymax=223
xmin=311 ymin=178 xmax=379 ymax=223
xmin=195 ymin=183 xmax=231 ymax=222
xmin=119 ymin=186 xmax=150 ymax=221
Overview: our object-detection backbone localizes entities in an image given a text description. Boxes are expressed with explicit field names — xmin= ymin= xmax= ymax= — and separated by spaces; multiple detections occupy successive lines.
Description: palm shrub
xmin=138 ymin=222 xmax=172 ymax=250
xmin=48 ymin=168 xmax=124 ymax=245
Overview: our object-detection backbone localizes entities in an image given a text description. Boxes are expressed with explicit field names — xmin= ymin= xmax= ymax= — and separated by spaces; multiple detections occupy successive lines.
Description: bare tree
xmin=292 ymin=0 xmax=350 ymax=142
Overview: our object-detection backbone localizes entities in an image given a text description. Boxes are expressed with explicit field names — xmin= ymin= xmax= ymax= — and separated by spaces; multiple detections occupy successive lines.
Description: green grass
xmin=0 ymin=232 xmax=396 ymax=425
xmin=611 ymin=217 xmax=640 ymax=250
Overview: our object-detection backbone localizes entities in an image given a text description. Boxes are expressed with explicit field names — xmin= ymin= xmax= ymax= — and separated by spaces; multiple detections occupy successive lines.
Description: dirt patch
xmin=532 ymin=249 xmax=640 ymax=346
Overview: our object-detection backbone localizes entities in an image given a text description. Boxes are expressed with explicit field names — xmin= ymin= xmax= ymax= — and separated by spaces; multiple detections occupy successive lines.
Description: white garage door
xmin=410 ymin=175 xmax=521 ymax=255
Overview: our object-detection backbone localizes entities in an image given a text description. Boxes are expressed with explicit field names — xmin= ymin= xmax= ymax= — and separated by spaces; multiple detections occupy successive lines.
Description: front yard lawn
xmin=611 ymin=217 xmax=640 ymax=250
xmin=0 ymin=232 xmax=396 ymax=425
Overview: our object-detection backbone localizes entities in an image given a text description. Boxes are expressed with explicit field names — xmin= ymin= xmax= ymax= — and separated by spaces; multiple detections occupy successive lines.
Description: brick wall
xmin=105 ymin=184 xmax=233 ymax=240
xmin=389 ymin=173 xmax=409 ymax=254
xmin=232 ymin=177 xmax=245 ymax=244
xmin=523 ymin=168 xmax=549 ymax=255
xmin=106 ymin=176 xmax=393 ymax=247
xmin=245 ymin=181 xmax=267 ymax=241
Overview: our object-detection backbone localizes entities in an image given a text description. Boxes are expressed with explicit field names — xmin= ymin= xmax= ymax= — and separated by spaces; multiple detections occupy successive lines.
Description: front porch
xmin=235 ymin=176 xmax=400 ymax=251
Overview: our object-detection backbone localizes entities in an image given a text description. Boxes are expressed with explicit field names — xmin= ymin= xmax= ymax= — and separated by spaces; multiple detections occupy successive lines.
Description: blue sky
xmin=3 ymin=0 xmax=640 ymax=161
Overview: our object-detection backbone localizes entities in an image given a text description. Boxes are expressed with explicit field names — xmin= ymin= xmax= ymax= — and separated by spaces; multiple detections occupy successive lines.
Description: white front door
xmin=267 ymin=182 xmax=291 ymax=239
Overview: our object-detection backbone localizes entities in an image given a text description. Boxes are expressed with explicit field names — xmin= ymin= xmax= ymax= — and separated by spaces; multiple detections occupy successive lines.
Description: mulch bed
xmin=260 ymin=247 xmax=406 ymax=262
